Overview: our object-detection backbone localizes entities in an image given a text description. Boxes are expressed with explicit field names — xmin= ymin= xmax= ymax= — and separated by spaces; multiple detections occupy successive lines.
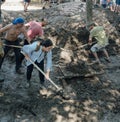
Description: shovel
xmin=3 ymin=44 xmax=22 ymax=48
xmin=21 ymin=51 xmax=69 ymax=99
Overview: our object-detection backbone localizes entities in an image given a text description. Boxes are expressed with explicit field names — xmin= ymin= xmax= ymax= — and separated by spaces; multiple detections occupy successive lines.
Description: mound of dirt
xmin=0 ymin=1 xmax=120 ymax=122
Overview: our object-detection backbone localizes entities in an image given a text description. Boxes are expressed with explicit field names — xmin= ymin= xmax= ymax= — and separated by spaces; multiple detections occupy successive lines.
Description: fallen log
xmin=56 ymin=70 xmax=104 ymax=80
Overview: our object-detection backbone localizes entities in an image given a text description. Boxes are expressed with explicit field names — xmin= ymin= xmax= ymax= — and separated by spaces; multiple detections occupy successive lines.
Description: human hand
xmin=0 ymin=24 xmax=2 ymax=28
xmin=45 ymin=72 xmax=50 ymax=80
xmin=25 ymin=54 xmax=30 ymax=60
xmin=0 ymin=40 xmax=4 ymax=57
xmin=21 ymin=51 xmax=30 ymax=60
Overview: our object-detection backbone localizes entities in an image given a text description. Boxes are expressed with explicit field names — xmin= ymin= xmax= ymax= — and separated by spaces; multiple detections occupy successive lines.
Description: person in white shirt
xmin=21 ymin=39 xmax=53 ymax=88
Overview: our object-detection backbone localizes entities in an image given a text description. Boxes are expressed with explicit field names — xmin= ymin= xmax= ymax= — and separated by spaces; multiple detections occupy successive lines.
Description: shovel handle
xmin=21 ymin=51 xmax=60 ymax=90
xmin=3 ymin=44 xmax=22 ymax=48
xmin=29 ymin=58 xmax=60 ymax=90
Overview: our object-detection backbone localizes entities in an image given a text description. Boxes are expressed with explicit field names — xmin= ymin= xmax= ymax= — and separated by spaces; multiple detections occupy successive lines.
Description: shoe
xmin=42 ymin=7 xmax=45 ymax=9
xmin=16 ymin=69 xmax=24 ymax=74
xmin=99 ymin=63 xmax=106 ymax=68
xmin=24 ymin=80 xmax=31 ymax=88
xmin=24 ymin=9 xmax=28 ymax=12
xmin=39 ymin=82 xmax=47 ymax=89
xmin=92 ymin=60 xmax=101 ymax=64
xmin=104 ymin=58 xmax=111 ymax=63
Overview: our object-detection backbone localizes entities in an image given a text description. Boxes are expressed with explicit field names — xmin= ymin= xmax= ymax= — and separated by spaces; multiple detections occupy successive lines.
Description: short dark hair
xmin=41 ymin=39 xmax=53 ymax=47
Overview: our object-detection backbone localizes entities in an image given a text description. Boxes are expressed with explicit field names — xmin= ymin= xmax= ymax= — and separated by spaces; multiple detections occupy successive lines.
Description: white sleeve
xmin=21 ymin=42 xmax=38 ymax=55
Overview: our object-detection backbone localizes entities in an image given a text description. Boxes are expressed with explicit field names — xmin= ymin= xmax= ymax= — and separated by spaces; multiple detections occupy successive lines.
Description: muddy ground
xmin=0 ymin=1 xmax=120 ymax=122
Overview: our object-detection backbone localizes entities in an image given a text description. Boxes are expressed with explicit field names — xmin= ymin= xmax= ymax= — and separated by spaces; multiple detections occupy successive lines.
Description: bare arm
xmin=89 ymin=36 xmax=92 ymax=44
xmin=0 ymin=24 xmax=2 ymax=28
xmin=25 ymin=23 xmax=30 ymax=30
xmin=0 ymin=24 xmax=12 ymax=33
xmin=22 ymin=26 xmax=31 ymax=43
xmin=45 ymin=69 xmax=50 ymax=80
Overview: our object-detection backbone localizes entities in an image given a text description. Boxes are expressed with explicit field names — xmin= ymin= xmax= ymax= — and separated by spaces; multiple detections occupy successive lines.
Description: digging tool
xmin=0 ymin=38 xmax=22 ymax=48
xmin=2 ymin=40 xmax=96 ymax=52
xmin=3 ymin=44 xmax=22 ymax=48
xmin=53 ymin=45 xmax=71 ymax=52
xmin=75 ymin=41 xmax=97 ymax=50
xmin=21 ymin=51 xmax=70 ymax=100
xmin=53 ymin=41 xmax=97 ymax=52
xmin=0 ymin=43 xmax=22 ymax=58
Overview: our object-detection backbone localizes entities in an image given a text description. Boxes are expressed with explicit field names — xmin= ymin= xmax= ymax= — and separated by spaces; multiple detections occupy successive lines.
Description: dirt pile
xmin=0 ymin=1 xmax=120 ymax=122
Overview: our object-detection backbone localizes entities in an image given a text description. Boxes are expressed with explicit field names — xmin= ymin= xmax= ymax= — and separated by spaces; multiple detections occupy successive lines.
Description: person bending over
xmin=0 ymin=17 xmax=31 ymax=74
xmin=21 ymin=39 xmax=53 ymax=88
xmin=88 ymin=22 xmax=110 ymax=64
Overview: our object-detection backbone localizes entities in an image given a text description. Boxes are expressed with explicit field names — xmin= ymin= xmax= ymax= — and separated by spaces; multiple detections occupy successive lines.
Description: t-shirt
xmin=22 ymin=41 xmax=52 ymax=70
xmin=100 ymin=0 xmax=107 ymax=4
xmin=26 ymin=21 xmax=44 ymax=40
xmin=90 ymin=26 xmax=108 ymax=46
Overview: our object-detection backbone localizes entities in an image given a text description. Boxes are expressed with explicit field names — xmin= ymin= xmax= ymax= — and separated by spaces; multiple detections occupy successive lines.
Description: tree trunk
xmin=86 ymin=0 xmax=93 ymax=26
xmin=0 ymin=0 xmax=2 ymax=25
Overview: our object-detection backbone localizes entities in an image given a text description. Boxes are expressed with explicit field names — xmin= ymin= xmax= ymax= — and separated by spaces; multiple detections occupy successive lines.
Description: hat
xmin=12 ymin=17 xmax=25 ymax=25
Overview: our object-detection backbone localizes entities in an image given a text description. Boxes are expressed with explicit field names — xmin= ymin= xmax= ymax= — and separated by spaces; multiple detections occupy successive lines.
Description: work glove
xmin=0 ymin=40 xmax=4 ymax=57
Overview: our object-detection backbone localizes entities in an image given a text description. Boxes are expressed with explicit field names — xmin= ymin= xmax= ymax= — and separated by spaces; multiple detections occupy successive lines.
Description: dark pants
xmin=0 ymin=39 xmax=21 ymax=71
xmin=19 ymin=39 xmax=29 ymax=65
xmin=27 ymin=60 xmax=44 ymax=84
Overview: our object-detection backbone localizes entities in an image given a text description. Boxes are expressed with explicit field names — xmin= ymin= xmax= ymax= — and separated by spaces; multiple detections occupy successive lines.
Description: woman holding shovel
xmin=21 ymin=39 xmax=53 ymax=88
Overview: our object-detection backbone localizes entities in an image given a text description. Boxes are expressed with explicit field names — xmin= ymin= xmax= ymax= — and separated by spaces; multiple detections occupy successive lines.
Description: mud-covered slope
xmin=0 ymin=1 xmax=120 ymax=122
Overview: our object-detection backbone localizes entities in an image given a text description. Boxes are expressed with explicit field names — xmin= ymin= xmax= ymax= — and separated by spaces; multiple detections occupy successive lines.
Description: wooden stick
xmin=78 ymin=41 xmax=97 ymax=49
xmin=56 ymin=70 xmax=104 ymax=79
xmin=54 ymin=41 xmax=97 ymax=52
xmin=21 ymin=51 xmax=61 ymax=90
xmin=53 ymin=45 xmax=71 ymax=52
xmin=3 ymin=44 xmax=22 ymax=48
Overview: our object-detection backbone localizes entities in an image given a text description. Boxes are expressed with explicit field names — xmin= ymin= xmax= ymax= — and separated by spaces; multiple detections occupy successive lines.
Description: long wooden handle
xmin=21 ymin=51 xmax=60 ymax=90
xmin=3 ymin=44 xmax=22 ymax=48
xmin=29 ymin=58 xmax=60 ymax=90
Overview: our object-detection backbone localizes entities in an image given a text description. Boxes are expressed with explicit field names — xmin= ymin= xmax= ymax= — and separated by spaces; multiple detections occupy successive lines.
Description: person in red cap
xmin=0 ymin=17 xmax=31 ymax=74
xmin=19 ymin=18 xmax=47 ymax=44
xmin=18 ymin=18 xmax=48 ymax=67
xmin=25 ymin=18 xmax=47 ymax=43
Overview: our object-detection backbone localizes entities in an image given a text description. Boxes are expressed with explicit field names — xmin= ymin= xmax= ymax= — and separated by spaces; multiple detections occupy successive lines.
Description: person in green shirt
xmin=88 ymin=23 xmax=110 ymax=64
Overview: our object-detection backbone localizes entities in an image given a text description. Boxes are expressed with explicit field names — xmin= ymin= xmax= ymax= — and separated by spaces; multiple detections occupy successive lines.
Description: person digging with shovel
xmin=24 ymin=18 xmax=48 ymax=44
xmin=0 ymin=17 xmax=31 ymax=74
xmin=18 ymin=18 xmax=48 ymax=65
xmin=21 ymin=39 xmax=53 ymax=89
xmin=87 ymin=22 xmax=111 ymax=65
xmin=21 ymin=39 xmax=70 ymax=100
